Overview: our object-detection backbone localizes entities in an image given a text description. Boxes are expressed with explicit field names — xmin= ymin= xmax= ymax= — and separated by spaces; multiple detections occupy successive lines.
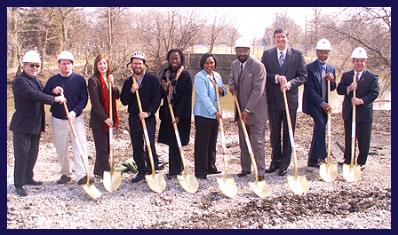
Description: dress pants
xmin=268 ymin=108 xmax=297 ymax=169
xmin=308 ymin=110 xmax=328 ymax=164
xmin=194 ymin=116 xmax=219 ymax=178
xmin=92 ymin=127 xmax=110 ymax=177
xmin=343 ymin=119 xmax=372 ymax=165
xmin=13 ymin=132 xmax=41 ymax=188
xmin=129 ymin=115 xmax=159 ymax=175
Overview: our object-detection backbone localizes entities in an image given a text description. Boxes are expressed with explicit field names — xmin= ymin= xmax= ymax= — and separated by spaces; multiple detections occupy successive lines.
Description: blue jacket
xmin=193 ymin=70 xmax=226 ymax=119
xmin=302 ymin=60 xmax=336 ymax=115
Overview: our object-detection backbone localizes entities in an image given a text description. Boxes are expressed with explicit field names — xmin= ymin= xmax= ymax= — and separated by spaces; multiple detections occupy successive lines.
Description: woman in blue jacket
xmin=193 ymin=53 xmax=227 ymax=179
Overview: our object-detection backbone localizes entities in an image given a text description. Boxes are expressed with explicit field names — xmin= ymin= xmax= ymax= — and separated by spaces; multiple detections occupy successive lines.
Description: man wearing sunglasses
xmin=43 ymin=51 xmax=90 ymax=186
xmin=10 ymin=50 xmax=67 ymax=196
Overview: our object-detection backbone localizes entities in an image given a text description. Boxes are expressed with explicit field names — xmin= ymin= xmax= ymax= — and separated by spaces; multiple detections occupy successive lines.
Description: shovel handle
xmin=235 ymin=98 xmax=259 ymax=182
xmin=107 ymin=73 xmax=114 ymax=169
xmin=351 ymin=84 xmax=357 ymax=166
xmin=282 ymin=90 xmax=298 ymax=177
xmin=215 ymin=83 xmax=228 ymax=177
xmin=326 ymin=79 xmax=332 ymax=164
xmin=131 ymin=74 xmax=156 ymax=175
xmin=61 ymin=92 xmax=91 ymax=184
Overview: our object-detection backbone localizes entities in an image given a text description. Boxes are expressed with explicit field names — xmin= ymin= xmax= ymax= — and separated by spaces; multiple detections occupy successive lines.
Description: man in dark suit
xmin=120 ymin=51 xmax=161 ymax=183
xmin=10 ymin=50 xmax=66 ymax=196
xmin=302 ymin=38 xmax=336 ymax=168
xmin=337 ymin=47 xmax=379 ymax=169
xmin=261 ymin=28 xmax=307 ymax=176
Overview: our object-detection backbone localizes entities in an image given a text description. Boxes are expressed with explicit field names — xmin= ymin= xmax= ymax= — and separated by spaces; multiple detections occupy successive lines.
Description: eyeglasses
xmin=30 ymin=64 xmax=41 ymax=68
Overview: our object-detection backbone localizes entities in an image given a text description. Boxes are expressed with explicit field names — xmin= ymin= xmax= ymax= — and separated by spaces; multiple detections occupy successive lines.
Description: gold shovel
xmin=215 ymin=84 xmax=238 ymax=198
xmin=235 ymin=98 xmax=271 ymax=198
xmin=103 ymin=75 xmax=122 ymax=192
xmin=282 ymin=90 xmax=309 ymax=195
xmin=132 ymin=74 xmax=166 ymax=193
xmin=320 ymin=79 xmax=338 ymax=182
xmin=62 ymin=93 xmax=102 ymax=200
xmin=165 ymin=67 xmax=199 ymax=193
xmin=343 ymin=79 xmax=361 ymax=182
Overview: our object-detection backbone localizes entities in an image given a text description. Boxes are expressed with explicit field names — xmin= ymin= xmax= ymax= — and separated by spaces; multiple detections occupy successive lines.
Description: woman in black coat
xmin=87 ymin=54 xmax=120 ymax=178
xmin=158 ymin=49 xmax=193 ymax=178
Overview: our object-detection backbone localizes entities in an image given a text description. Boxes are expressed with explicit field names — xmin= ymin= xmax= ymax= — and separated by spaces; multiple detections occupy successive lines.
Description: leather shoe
xmin=131 ymin=174 xmax=146 ymax=183
xmin=307 ymin=162 xmax=320 ymax=168
xmin=237 ymin=171 xmax=250 ymax=177
xmin=56 ymin=175 xmax=72 ymax=184
xmin=257 ymin=176 xmax=265 ymax=181
xmin=360 ymin=165 xmax=366 ymax=170
xmin=25 ymin=179 xmax=43 ymax=186
xmin=196 ymin=175 xmax=207 ymax=180
xmin=77 ymin=175 xmax=94 ymax=185
xmin=15 ymin=186 xmax=28 ymax=197
xmin=155 ymin=163 xmax=165 ymax=171
xmin=278 ymin=168 xmax=287 ymax=176
xmin=338 ymin=161 xmax=350 ymax=166
xmin=265 ymin=165 xmax=279 ymax=173
xmin=208 ymin=170 xmax=221 ymax=175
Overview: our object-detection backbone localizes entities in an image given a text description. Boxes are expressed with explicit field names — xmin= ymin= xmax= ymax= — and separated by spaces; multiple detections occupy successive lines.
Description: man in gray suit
xmin=229 ymin=38 xmax=267 ymax=181
xmin=261 ymin=28 xmax=307 ymax=176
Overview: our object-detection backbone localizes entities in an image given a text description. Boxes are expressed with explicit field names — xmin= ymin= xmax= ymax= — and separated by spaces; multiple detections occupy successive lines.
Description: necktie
xmin=355 ymin=72 xmax=360 ymax=82
xmin=320 ymin=64 xmax=327 ymax=101
xmin=279 ymin=51 xmax=285 ymax=66
xmin=238 ymin=63 xmax=243 ymax=79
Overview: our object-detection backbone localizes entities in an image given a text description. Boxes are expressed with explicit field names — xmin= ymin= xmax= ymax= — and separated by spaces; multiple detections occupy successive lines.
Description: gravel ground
xmin=6 ymin=110 xmax=391 ymax=229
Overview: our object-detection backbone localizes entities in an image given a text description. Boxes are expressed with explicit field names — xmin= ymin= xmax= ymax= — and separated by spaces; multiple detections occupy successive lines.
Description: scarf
xmin=99 ymin=73 xmax=119 ymax=132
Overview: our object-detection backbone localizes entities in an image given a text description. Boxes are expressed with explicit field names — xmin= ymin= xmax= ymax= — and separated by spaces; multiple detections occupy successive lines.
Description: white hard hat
xmin=316 ymin=38 xmax=331 ymax=50
xmin=57 ymin=51 xmax=74 ymax=63
xmin=130 ymin=51 xmax=146 ymax=62
xmin=22 ymin=50 xmax=41 ymax=63
xmin=234 ymin=38 xmax=251 ymax=49
xmin=351 ymin=47 xmax=368 ymax=59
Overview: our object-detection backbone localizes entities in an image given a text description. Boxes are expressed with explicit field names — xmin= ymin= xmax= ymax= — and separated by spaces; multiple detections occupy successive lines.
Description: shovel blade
xmin=320 ymin=163 xmax=338 ymax=182
xmin=146 ymin=173 xmax=166 ymax=194
xmin=177 ymin=174 xmax=199 ymax=193
xmin=103 ymin=170 xmax=122 ymax=192
xmin=82 ymin=183 xmax=102 ymax=200
xmin=287 ymin=175 xmax=310 ymax=195
xmin=217 ymin=176 xmax=238 ymax=198
xmin=248 ymin=180 xmax=272 ymax=198
xmin=342 ymin=164 xmax=361 ymax=182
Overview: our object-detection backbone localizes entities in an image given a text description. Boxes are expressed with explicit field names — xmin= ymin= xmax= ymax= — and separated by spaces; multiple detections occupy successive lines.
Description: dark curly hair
xmin=166 ymin=49 xmax=185 ymax=65
xmin=199 ymin=53 xmax=217 ymax=70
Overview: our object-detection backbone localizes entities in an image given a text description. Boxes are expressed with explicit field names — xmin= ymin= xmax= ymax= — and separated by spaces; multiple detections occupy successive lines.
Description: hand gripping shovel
xmin=165 ymin=67 xmax=199 ymax=193
xmin=132 ymin=74 xmax=166 ymax=193
xmin=61 ymin=92 xmax=102 ymax=200
xmin=103 ymin=75 xmax=122 ymax=192
xmin=215 ymin=84 xmax=238 ymax=198
xmin=343 ymin=78 xmax=361 ymax=182
xmin=235 ymin=98 xmax=271 ymax=198
xmin=282 ymin=90 xmax=309 ymax=195
xmin=320 ymin=79 xmax=338 ymax=182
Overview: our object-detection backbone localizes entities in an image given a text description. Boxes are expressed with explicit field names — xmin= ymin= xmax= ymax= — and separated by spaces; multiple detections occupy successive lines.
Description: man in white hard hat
xmin=43 ymin=50 xmax=91 ymax=185
xmin=120 ymin=51 xmax=162 ymax=183
xmin=229 ymin=38 xmax=267 ymax=181
xmin=302 ymin=38 xmax=337 ymax=168
xmin=10 ymin=50 xmax=67 ymax=196
xmin=261 ymin=28 xmax=307 ymax=176
xmin=337 ymin=47 xmax=379 ymax=170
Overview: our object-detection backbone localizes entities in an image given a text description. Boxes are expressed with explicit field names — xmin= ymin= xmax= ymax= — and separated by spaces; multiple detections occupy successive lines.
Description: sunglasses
xmin=29 ymin=64 xmax=41 ymax=68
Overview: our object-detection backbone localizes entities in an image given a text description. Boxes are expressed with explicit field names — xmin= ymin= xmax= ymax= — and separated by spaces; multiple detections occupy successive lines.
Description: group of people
xmin=10 ymin=27 xmax=380 ymax=197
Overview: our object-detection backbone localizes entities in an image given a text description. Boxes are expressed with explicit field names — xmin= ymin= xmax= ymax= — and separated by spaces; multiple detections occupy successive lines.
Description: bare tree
xmin=207 ymin=12 xmax=227 ymax=53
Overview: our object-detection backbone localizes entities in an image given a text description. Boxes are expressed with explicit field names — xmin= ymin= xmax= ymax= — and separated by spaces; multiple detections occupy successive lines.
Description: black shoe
xmin=25 ymin=179 xmax=43 ymax=186
xmin=360 ymin=165 xmax=366 ymax=170
xmin=15 ymin=186 xmax=28 ymax=197
xmin=131 ymin=174 xmax=146 ymax=183
xmin=208 ymin=170 xmax=221 ymax=175
xmin=77 ymin=175 xmax=94 ymax=185
xmin=196 ymin=175 xmax=207 ymax=180
xmin=338 ymin=161 xmax=350 ymax=166
xmin=307 ymin=162 xmax=320 ymax=168
xmin=278 ymin=168 xmax=287 ymax=176
xmin=166 ymin=174 xmax=178 ymax=180
xmin=257 ymin=176 xmax=265 ymax=181
xmin=56 ymin=175 xmax=72 ymax=184
xmin=319 ymin=159 xmax=327 ymax=165
xmin=265 ymin=165 xmax=279 ymax=173
xmin=237 ymin=171 xmax=250 ymax=177
xmin=155 ymin=164 xmax=165 ymax=171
